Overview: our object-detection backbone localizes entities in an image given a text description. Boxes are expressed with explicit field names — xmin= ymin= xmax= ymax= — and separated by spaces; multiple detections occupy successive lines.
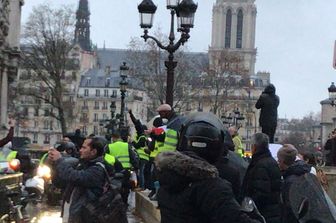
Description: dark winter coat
xmin=215 ymin=156 xmax=241 ymax=199
xmin=166 ymin=112 xmax=185 ymax=132
xmin=255 ymin=84 xmax=280 ymax=127
xmin=281 ymin=160 xmax=311 ymax=223
xmin=324 ymin=137 xmax=336 ymax=166
xmin=156 ymin=151 xmax=262 ymax=223
xmin=241 ymin=149 xmax=282 ymax=223
xmin=0 ymin=127 xmax=13 ymax=147
xmin=54 ymin=156 xmax=106 ymax=223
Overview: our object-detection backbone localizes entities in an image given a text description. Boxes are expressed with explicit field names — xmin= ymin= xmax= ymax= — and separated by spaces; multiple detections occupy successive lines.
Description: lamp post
xmin=221 ymin=108 xmax=245 ymax=129
xmin=108 ymin=101 xmax=117 ymax=135
xmin=119 ymin=62 xmax=129 ymax=129
xmin=138 ymin=0 xmax=197 ymax=106
xmin=328 ymin=82 xmax=336 ymax=106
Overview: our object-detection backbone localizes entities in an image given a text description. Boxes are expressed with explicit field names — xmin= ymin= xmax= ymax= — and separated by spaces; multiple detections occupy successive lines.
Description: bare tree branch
xmin=19 ymin=4 xmax=76 ymax=135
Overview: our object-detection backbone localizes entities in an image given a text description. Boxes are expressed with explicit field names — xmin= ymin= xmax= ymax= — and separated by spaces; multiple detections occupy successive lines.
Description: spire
xmin=74 ymin=0 xmax=91 ymax=51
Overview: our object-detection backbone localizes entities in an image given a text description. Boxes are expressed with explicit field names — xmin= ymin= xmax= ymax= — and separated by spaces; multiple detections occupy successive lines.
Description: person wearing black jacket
xmin=324 ymin=130 xmax=336 ymax=166
xmin=255 ymin=84 xmax=280 ymax=143
xmin=241 ymin=133 xmax=282 ymax=223
xmin=277 ymin=144 xmax=311 ymax=223
xmin=215 ymin=146 xmax=241 ymax=199
xmin=129 ymin=109 xmax=150 ymax=189
xmin=49 ymin=136 xmax=110 ymax=223
xmin=156 ymin=112 xmax=262 ymax=223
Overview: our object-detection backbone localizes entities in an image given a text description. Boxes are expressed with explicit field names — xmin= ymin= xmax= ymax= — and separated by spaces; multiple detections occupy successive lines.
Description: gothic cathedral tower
xmin=74 ymin=0 xmax=91 ymax=51
xmin=209 ymin=0 xmax=257 ymax=75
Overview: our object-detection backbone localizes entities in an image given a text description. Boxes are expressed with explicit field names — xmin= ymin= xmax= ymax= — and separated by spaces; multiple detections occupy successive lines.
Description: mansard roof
xmin=96 ymin=48 xmax=208 ymax=75
xmin=97 ymin=48 xmax=128 ymax=72
xmin=79 ymin=67 xmax=145 ymax=91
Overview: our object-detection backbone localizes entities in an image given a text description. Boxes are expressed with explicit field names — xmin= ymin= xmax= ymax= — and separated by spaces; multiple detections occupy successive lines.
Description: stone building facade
xmin=209 ymin=0 xmax=257 ymax=74
xmin=0 ymin=0 xmax=24 ymax=126
xmin=203 ymin=0 xmax=270 ymax=147
xmin=320 ymin=98 xmax=335 ymax=146
xmin=77 ymin=68 xmax=148 ymax=137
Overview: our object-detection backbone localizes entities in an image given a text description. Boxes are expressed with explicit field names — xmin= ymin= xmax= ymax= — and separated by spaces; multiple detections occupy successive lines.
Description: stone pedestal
xmin=135 ymin=191 xmax=160 ymax=223
xmin=322 ymin=166 xmax=336 ymax=204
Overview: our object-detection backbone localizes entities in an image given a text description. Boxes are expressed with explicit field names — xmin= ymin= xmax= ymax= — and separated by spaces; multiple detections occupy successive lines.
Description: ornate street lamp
xmin=138 ymin=0 xmax=198 ymax=106
xmin=138 ymin=0 xmax=157 ymax=29
xmin=328 ymin=82 xmax=336 ymax=106
xmin=110 ymin=101 xmax=116 ymax=121
xmin=221 ymin=113 xmax=233 ymax=128
xmin=221 ymin=108 xmax=245 ymax=129
xmin=119 ymin=62 xmax=129 ymax=129
xmin=176 ymin=0 xmax=198 ymax=29
xmin=166 ymin=0 xmax=179 ymax=9
xmin=233 ymin=108 xmax=245 ymax=128
xmin=106 ymin=100 xmax=117 ymax=136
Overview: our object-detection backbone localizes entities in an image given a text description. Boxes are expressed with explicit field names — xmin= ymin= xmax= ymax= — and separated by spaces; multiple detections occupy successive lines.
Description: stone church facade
xmin=202 ymin=0 xmax=272 ymax=146
xmin=209 ymin=0 xmax=257 ymax=75
xmin=0 ymin=0 xmax=24 ymax=126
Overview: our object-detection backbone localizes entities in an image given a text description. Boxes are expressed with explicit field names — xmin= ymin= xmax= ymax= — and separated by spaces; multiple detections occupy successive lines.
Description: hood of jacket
xmin=156 ymin=151 xmax=218 ymax=179
xmin=283 ymin=160 xmax=311 ymax=178
xmin=263 ymin=84 xmax=276 ymax=95
xmin=156 ymin=151 xmax=218 ymax=192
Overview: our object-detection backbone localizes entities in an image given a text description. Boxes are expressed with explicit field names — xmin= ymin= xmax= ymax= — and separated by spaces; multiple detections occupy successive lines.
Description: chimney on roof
xmin=105 ymin=66 xmax=111 ymax=75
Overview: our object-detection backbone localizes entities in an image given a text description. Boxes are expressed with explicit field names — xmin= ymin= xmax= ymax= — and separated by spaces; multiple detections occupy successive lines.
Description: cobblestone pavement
xmin=26 ymin=192 xmax=143 ymax=223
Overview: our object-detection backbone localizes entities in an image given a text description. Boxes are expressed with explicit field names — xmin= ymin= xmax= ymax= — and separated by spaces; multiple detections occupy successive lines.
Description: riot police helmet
xmin=177 ymin=112 xmax=226 ymax=164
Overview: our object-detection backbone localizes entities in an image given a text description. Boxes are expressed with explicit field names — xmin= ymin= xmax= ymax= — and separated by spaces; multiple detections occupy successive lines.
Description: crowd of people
xmin=0 ymin=84 xmax=335 ymax=223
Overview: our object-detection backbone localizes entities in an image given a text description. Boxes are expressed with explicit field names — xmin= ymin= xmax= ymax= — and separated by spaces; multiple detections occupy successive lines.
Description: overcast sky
xmin=21 ymin=0 xmax=336 ymax=119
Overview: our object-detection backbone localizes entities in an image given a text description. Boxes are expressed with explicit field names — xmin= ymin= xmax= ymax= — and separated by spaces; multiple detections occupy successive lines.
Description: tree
xmin=19 ymin=4 xmax=77 ymax=135
xmin=199 ymin=51 xmax=249 ymax=115
xmin=126 ymin=29 xmax=207 ymax=117
xmin=281 ymin=131 xmax=307 ymax=151
xmin=280 ymin=112 xmax=321 ymax=152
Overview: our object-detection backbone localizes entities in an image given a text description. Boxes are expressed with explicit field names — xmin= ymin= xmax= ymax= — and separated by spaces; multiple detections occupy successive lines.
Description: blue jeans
xmin=139 ymin=159 xmax=148 ymax=189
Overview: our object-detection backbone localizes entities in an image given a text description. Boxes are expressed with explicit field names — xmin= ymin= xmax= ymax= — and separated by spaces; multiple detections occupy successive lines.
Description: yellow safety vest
xmin=159 ymin=129 xmax=178 ymax=153
xmin=135 ymin=135 xmax=149 ymax=161
xmin=104 ymin=153 xmax=116 ymax=165
xmin=108 ymin=141 xmax=131 ymax=169
xmin=6 ymin=151 xmax=18 ymax=162
xmin=232 ymin=135 xmax=244 ymax=157
xmin=150 ymin=141 xmax=164 ymax=158
xmin=0 ymin=149 xmax=14 ymax=162
xmin=40 ymin=153 xmax=48 ymax=165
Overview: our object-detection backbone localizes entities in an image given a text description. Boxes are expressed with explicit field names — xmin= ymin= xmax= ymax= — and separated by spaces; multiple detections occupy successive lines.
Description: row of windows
xmin=225 ymin=9 xmax=243 ymax=49
xmin=83 ymin=89 xmax=118 ymax=97
xmin=80 ymin=125 xmax=102 ymax=136
xmin=82 ymin=101 xmax=110 ymax=110
xmin=81 ymin=113 xmax=109 ymax=122
xmin=21 ymin=108 xmax=55 ymax=117
xmin=32 ymin=133 xmax=62 ymax=144
xmin=32 ymin=120 xmax=61 ymax=130
xmin=85 ymin=78 xmax=113 ymax=87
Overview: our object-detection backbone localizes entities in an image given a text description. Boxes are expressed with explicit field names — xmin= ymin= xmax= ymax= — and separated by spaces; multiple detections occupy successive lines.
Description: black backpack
xmin=84 ymin=162 xmax=128 ymax=223
xmin=289 ymin=173 xmax=336 ymax=223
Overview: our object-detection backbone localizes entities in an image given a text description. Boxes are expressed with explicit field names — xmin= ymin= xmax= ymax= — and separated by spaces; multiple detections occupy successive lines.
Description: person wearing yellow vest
xmin=107 ymin=131 xmax=139 ymax=204
xmin=156 ymin=104 xmax=184 ymax=153
xmin=0 ymin=118 xmax=15 ymax=161
xmin=132 ymin=134 xmax=149 ymax=190
xmin=145 ymin=116 xmax=166 ymax=199
xmin=228 ymin=126 xmax=244 ymax=157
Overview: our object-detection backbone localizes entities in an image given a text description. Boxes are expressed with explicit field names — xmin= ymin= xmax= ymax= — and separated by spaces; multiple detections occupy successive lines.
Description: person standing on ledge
xmin=255 ymin=84 xmax=280 ymax=143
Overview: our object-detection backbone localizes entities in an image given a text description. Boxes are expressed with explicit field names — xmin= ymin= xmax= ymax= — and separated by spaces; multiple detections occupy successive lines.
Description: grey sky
xmin=21 ymin=0 xmax=336 ymax=119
